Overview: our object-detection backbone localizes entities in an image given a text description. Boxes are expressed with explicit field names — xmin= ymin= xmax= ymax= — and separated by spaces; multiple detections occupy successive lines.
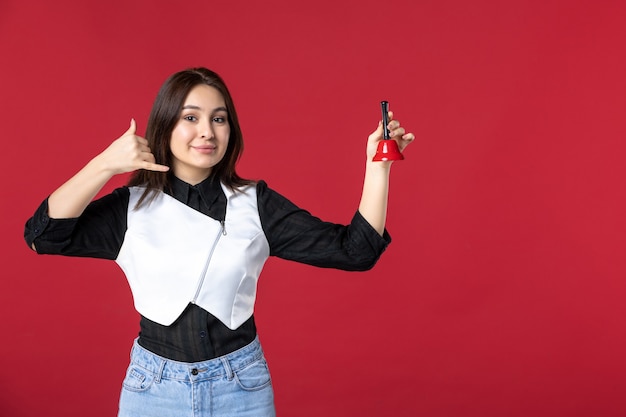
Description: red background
xmin=2 ymin=1 xmax=626 ymax=416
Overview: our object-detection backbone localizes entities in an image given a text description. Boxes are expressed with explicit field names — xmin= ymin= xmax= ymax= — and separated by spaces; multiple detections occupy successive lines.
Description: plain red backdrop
xmin=1 ymin=1 xmax=626 ymax=416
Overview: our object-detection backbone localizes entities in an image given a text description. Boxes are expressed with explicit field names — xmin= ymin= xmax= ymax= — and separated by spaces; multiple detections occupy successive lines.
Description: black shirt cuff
xmin=24 ymin=198 xmax=79 ymax=254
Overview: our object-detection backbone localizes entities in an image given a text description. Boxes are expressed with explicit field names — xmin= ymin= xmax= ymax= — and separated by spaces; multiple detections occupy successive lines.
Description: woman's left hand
xmin=366 ymin=110 xmax=416 ymax=162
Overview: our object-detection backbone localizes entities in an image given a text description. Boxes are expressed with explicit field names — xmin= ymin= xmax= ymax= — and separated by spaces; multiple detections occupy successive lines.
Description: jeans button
xmin=191 ymin=368 xmax=199 ymax=376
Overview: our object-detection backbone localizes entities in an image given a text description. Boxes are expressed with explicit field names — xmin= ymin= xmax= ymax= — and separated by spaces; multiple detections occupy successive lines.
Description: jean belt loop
xmin=154 ymin=358 xmax=166 ymax=384
xmin=220 ymin=357 xmax=234 ymax=381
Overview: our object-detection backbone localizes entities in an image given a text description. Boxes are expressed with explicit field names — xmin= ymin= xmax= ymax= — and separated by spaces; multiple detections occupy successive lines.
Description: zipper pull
xmin=220 ymin=220 xmax=227 ymax=236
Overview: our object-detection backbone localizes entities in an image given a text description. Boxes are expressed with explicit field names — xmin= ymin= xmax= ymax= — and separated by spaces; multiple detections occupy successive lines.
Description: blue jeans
xmin=118 ymin=336 xmax=276 ymax=417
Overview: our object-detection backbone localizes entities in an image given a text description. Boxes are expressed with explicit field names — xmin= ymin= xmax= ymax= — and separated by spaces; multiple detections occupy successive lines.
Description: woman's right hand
xmin=96 ymin=119 xmax=169 ymax=175
xmin=47 ymin=120 xmax=168 ymax=219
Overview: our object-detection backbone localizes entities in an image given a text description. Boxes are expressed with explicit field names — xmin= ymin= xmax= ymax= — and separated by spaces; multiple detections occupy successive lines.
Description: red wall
xmin=2 ymin=1 xmax=626 ymax=416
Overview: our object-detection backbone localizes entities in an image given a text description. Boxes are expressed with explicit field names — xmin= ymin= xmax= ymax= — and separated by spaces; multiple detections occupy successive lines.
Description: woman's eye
xmin=184 ymin=115 xmax=197 ymax=122
xmin=213 ymin=116 xmax=226 ymax=124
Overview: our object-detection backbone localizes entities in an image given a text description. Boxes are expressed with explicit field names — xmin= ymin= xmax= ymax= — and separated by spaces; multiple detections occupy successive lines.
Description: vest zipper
xmin=191 ymin=221 xmax=226 ymax=304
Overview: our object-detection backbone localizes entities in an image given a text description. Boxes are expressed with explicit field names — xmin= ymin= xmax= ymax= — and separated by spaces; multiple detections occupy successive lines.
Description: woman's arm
xmin=48 ymin=119 xmax=169 ymax=219
xmin=358 ymin=111 xmax=415 ymax=235
xmin=258 ymin=111 xmax=414 ymax=270
xmin=257 ymin=181 xmax=390 ymax=271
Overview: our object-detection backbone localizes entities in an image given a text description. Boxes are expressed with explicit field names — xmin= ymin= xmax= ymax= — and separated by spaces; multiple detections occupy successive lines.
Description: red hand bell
xmin=373 ymin=101 xmax=404 ymax=162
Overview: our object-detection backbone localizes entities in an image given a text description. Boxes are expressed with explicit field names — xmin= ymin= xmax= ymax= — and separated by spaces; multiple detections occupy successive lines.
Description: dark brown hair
xmin=128 ymin=67 xmax=252 ymax=207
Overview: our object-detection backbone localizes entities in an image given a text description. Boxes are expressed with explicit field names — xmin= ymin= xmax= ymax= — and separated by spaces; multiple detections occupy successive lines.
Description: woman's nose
xmin=199 ymin=119 xmax=214 ymax=139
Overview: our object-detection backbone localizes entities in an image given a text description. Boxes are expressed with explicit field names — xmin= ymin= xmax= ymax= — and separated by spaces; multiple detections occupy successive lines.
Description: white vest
xmin=115 ymin=184 xmax=270 ymax=329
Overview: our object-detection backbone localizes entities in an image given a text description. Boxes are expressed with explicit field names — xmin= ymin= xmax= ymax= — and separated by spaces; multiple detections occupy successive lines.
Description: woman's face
xmin=169 ymin=84 xmax=230 ymax=185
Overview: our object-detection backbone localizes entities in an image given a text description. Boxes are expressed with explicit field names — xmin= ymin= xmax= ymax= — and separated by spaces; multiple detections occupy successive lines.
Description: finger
xmin=401 ymin=133 xmax=416 ymax=143
xmin=125 ymin=118 xmax=137 ymax=136
xmin=368 ymin=120 xmax=384 ymax=142
xmin=141 ymin=161 xmax=170 ymax=172
xmin=390 ymin=127 xmax=405 ymax=138
xmin=139 ymin=150 xmax=156 ymax=161
xmin=387 ymin=120 xmax=401 ymax=131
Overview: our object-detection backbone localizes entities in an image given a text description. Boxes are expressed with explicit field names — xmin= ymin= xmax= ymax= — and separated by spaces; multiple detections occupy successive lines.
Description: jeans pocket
xmin=233 ymin=358 xmax=272 ymax=391
xmin=122 ymin=366 xmax=155 ymax=392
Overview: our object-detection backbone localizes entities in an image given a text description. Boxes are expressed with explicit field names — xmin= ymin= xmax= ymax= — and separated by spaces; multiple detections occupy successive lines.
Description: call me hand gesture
xmin=46 ymin=120 xmax=169 ymax=220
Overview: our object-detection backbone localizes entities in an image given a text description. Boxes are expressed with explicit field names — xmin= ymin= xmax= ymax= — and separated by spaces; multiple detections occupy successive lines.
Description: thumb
xmin=372 ymin=120 xmax=384 ymax=137
xmin=125 ymin=118 xmax=137 ymax=135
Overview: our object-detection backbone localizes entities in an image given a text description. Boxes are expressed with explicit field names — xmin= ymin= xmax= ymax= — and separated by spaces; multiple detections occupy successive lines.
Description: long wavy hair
xmin=128 ymin=67 xmax=252 ymax=207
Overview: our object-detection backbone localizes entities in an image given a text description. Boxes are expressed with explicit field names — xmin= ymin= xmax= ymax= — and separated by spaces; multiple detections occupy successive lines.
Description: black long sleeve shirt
xmin=24 ymin=175 xmax=391 ymax=362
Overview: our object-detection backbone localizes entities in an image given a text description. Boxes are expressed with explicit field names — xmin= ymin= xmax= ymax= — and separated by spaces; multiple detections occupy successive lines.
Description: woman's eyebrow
xmin=181 ymin=105 xmax=228 ymax=112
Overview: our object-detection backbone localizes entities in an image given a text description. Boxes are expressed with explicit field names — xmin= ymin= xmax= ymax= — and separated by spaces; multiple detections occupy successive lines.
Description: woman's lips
xmin=192 ymin=145 xmax=216 ymax=154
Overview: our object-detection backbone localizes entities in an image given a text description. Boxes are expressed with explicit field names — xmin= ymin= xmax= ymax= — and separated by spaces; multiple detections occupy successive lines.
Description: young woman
xmin=24 ymin=67 xmax=415 ymax=417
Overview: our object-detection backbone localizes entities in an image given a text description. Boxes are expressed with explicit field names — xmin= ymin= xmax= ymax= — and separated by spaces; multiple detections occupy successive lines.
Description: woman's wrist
xmin=365 ymin=159 xmax=393 ymax=174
